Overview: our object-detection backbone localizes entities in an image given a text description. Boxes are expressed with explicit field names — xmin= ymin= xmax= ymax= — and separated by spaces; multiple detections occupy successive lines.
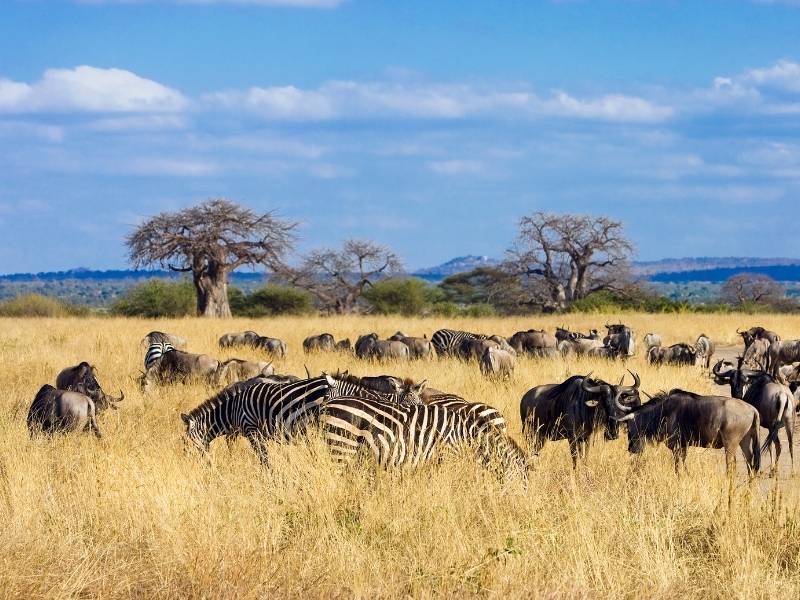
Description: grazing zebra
xmin=424 ymin=393 xmax=508 ymax=432
xmin=181 ymin=375 xmax=332 ymax=460
xmin=430 ymin=329 xmax=487 ymax=357
xmin=145 ymin=339 xmax=175 ymax=370
xmin=327 ymin=371 xmax=426 ymax=405
xmin=321 ymin=396 xmax=527 ymax=476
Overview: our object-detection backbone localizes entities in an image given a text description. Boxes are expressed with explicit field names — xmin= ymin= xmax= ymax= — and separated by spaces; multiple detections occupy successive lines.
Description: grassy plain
xmin=1 ymin=313 xmax=800 ymax=598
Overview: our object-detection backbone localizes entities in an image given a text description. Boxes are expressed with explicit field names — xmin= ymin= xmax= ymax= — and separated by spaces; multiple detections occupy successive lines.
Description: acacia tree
xmin=284 ymin=239 xmax=402 ymax=314
xmin=505 ymin=212 xmax=633 ymax=311
xmin=126 ymin=199 xmax=297 ymax=317
xmin=721 ymin=273 xmax=784 ymax=306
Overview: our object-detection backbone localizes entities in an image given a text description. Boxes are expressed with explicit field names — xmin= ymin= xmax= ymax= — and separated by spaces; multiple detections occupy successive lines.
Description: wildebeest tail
xmin=759 ymin=392 xmax=789 ymax=454
xmin=751 ymin=413 xmax=761 ymax=473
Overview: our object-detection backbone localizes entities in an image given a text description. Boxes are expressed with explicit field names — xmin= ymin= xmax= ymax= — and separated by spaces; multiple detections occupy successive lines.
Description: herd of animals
xmin=24 ymin=323 xmax=800 ymax=479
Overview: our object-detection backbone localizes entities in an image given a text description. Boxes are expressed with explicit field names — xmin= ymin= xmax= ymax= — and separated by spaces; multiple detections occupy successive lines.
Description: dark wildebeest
xmin=388 ymin=332 xmax=436 ymax=359
xmin=216 ymin=358 xmax=274 ymax=385
xmin=27 ymin=384 xmax=103 ymax=437
xmin=480 ymin=346 xmax=516 ymax=379
xmin=713 ymin=357 xmax=754 ymax=399
xmin=355 ymin=333 xmax=410 ymax=361
xmin=603 ymin=324 xmax=636 ymax=358
xmin=55 ymin=362 xmax=124 ymax=412
xmin=615 ymin=390 xmax=761 ymax=476
xmin=508 ymin=329 xmax=558 ymax=358
xmin=142 ymin=331 xmax=187 ymax=349
xmin=303 ymin=333 xmax=336 ymax=353
xmin=694 ymin=334 xmax=715 ymax=369
xmin=647 ymin=343 xmax=697 ymax=366
xmin=335 ymin=339 xmax=352 ymax=352
xmin=742 ymin=373 xmax=795 ymax=475
xmin=737 ymin=326 xmax=780 ymax=352
xmin=520 ymin=371 xmax=641 ymax=468
xmin=140 ymin=349 xmax=220 ymax=391
xmin=252 ymin=336 xmax=287 ymax=358
xmin=767 ymin=339 xmax=800 ymax=378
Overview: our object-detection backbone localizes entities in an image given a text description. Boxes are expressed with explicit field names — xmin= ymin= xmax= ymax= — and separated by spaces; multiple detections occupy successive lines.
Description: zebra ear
xmin=323 ymin=373 xmax=337 ymax=387
xmin=180 ymin=413 xmax=190 ymax=425
xmin=415 ymin=379 xmax=428 ymax=392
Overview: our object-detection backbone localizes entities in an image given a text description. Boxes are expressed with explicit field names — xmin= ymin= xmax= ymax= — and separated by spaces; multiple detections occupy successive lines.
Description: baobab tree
xmin=505 ymin=212 xmax=633 ymax=311
xmin=283 ymin=239 xmax=402 ymax=314
xmin=721 ymin=273 xmax=784 ymax=306
xmin=127 ymin=199 xmax=297 ymax=317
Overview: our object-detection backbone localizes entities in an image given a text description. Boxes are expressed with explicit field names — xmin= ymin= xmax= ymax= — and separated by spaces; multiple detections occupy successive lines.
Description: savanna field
xmin=2 ymin=313 xmax=800 ymax=599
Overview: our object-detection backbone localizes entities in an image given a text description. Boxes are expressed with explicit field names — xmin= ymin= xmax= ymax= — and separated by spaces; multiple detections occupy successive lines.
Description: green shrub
xmin=0 ymin=293 xmax=89 ymax=317
xmin=111 ymin=280 xmax=195 ymax=317
xmin=230 ymin=285 xmax=314 ymax=317
xmin=362 ymin=278 xmax=444 ymax=315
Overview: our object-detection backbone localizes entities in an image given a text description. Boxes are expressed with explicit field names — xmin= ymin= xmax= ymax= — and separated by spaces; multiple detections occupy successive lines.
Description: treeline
xmin=3 ymin=268 xmax=797 ymax=318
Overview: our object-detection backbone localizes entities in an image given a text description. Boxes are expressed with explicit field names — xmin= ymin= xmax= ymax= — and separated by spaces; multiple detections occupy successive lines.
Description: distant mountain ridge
xmin=2 ymin=256 xmax=800 ymax=283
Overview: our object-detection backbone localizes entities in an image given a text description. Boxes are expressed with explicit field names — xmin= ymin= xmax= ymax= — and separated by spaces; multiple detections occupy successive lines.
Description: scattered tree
xmin=112 ymin=280 xmax=195 ymax=318
xmin=505 ymin=212 xmax=633 ymax=311
xmin=362 ymin=278 xmax=442 ymax=315
xmin=283 ymin=239 xmax=402 ymax=314
xmin=228 ymin=285 xmax=314 ymax=317
xmin=721 ymin=273 xmax=784 ymax=306
xmin=126 ymin=199 xmax=297 ymax=317
xmin=438 ymin=267 xmax=525 ymax=313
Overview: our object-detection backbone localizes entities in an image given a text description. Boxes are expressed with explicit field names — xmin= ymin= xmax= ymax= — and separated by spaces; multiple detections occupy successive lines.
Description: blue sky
xmin=2 ymin=0 xmax=800 ymax=273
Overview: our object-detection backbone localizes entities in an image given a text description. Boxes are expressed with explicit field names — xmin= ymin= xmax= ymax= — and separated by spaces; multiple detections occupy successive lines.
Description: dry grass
xmin=1 ymin=313 xmax=800 ymax=598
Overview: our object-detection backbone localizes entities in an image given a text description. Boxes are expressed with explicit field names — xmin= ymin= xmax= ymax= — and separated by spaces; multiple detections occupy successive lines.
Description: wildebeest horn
xmin=114 ymin=390 xmax=124 ymax=402
xmin=626 ymin=370 xmax=641 ymax=389
xmin=304 ymin=364 xmax=311 ymax=379
xmin=581 ymin=373 xmax=608 ymax=394
xmin=612 ymin=412 xmax=636 ymax=422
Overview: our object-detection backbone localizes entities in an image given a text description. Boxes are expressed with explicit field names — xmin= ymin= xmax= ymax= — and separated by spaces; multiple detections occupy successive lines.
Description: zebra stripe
xmin=430 ymin=329 xmax=487 ymax=357
xmin=328 ymin=374 xmax=421 ymax=405
xmin=145 ymin=341 xmax=175 ymax=370
xmin=181 ymin=376 xmax=331 ymax=459
xmin=320 ymin=396 xmax=526 ymax=475
xmin=425 ymin=393 xmax=508 ymax=432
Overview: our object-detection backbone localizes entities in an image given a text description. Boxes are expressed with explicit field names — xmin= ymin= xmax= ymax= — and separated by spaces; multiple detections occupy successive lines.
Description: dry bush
xmin=1 ymin=313 xmax=799 ymax=598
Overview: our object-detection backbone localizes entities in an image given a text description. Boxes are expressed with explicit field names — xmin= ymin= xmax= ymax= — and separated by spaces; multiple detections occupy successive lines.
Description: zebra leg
xmin=245 ymin=430 xmax=269 ymax=465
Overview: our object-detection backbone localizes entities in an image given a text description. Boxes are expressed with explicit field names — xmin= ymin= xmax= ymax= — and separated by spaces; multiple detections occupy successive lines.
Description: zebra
xmin=327 ymin=371 xmax=426 ymax=405
xmin=424 ymin=393 xmax=508 ymax=432
xmin=144 ymin=336 xmax=175 ymax=370
xmin=321 ymin=396 xmax=527 ymax=477
xmin=181 ymin=375 xmax=333 ymax=461
xmin=430 ymin=329 xmax=487 ymax=357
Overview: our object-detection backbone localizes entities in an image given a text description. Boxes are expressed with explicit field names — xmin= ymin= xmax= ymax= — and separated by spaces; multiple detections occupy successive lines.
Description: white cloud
xmin=0 ymin=66 xmax=187 ymax=114
xmin=428 ymin=159 xmax=488 ymax=176
xmin=204 ymin=80 xmax=672 ymax=123
xmin=741 ymin=59 xmax=800 ymax=93
xmin=87 ymin=115 xmax=189 ymax=131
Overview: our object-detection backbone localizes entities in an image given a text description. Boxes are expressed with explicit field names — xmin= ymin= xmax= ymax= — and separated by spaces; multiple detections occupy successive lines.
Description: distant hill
xmin=650 ymin=264 xmax=800 ymax=283
xmin=412 ymin=255 xmax=500 ymax=281
xmin=632 ymin=257 xmax=800 ymax=277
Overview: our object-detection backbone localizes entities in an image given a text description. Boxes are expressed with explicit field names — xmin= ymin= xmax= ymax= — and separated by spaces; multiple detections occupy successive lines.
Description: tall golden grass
xmin=1 ymin=313 xmax=799 ymax=598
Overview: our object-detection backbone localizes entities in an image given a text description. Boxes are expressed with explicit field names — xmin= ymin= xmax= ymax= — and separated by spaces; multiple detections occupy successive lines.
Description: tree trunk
xmin=194 ymin=265 xmax=232 ymax=318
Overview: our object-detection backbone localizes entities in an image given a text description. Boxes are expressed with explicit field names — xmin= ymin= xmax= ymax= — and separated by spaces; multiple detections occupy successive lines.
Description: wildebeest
xmin=216 ymin=358 xmax=274 ymax=384
xmin=643 ymin=333 xmax=662 ymax=353
xmin=142 ymin=331 xmax=187 ymax=348
xmin=55 ymin=361 xmax=124 ymax=412
xmin=303 ymin=333 xmax=336 ymax=352
xmin=743 ymin=338 xmax=770 ymax=370
xmin=713 ymin=357 xmax=754 ymax=399
xmin=737 ymin=326 xmax=780 ymax=351
xmin=27 ymin=384 xmax=103 ymax=437
xmin=767 ymin=339 xmax=800 ymax=378
xmin=480 ymin=346 xmax=516 ymax=379
xmin=487 ymin=335 xmax=517 ymax=356
xmin=508 ymin=329 xmax=558 ymax=358
xmin=219 ymin=331 xmax=260 ymax=348
xmin=742 ymin=373 xmax=795 ymax=474
xmin=253 ymin=335 xmax=287 ymax=358
xmin=603 ymin=324 xmax=635 ymax=358
xmin=555 ymin=327 xmax=604 ymax=355
xmin=388 ymin=332 xmax=436 ymax=359
xmin=615 ymin=390 xmax=761 ymax=475
xmin=141 ymin=349 xmax=220 ymax=391
xmin=694 ymin=334 xmax=715 ymax=369
xmin=327 ymin=370 xmax=427 ymax=405
xmin=647 ymin=343 xmax=697 ymax=366
xmin=458 ymin=337 xmax=500 ymax=361
xmin=520 ymin=371 xmax=641 ymax=467
xmin=355 ymin=333 xmax=410 ymax=361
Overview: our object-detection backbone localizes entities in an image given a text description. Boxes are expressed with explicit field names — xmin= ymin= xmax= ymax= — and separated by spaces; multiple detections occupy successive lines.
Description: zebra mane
xmin=332 ymin=372 xmax=414 ymax=390
xmin=187 ymin=380 xmax=249 ymax=417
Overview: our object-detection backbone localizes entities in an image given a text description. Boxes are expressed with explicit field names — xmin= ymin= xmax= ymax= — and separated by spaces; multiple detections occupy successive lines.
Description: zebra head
xmin=181 ymin=412 xmax=210 ymax=452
